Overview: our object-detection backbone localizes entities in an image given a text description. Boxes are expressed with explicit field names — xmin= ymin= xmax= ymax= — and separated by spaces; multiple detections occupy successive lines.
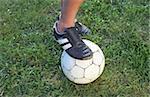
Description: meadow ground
xmin=0 ymin=0 xmax=149 ymax=97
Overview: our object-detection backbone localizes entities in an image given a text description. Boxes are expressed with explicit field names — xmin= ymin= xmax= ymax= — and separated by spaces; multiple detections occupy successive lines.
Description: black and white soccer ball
xmin=61 ymin=39 xmax=105 ymax=84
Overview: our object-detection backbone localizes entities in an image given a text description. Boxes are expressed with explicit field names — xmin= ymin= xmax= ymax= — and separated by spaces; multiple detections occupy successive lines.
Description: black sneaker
xmin=57 ymin=16 xmax=91 ymax=35
xmin=75 ymin=22 xmax=91 ymax=35
xmin=53 ymin=21 xmax=93 ymax=60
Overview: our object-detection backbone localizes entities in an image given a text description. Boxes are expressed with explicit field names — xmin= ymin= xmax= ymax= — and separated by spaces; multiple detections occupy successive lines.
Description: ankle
xmin=57 ymin=20 xmax=75 ymax=32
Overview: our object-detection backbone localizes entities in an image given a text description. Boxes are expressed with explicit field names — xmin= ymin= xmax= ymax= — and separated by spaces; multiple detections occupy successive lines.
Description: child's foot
xmin=53 ymin=21 xmax=93 ymax=60
xmin=57 ymin=16 xmax=91 ymax=35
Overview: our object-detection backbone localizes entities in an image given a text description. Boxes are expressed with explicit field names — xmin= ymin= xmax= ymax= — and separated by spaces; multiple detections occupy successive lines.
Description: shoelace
xmin=66 ymin=27 xmax=83 ymax=45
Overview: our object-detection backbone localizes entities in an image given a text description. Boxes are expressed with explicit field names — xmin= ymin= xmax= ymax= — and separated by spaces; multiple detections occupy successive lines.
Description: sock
xmin=56 ymin=22 xmax=65 ymax=35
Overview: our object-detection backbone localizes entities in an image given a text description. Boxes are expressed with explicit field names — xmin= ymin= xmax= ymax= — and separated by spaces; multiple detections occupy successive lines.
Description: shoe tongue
xmin=64 ymin=27 xmax=82 ymax=45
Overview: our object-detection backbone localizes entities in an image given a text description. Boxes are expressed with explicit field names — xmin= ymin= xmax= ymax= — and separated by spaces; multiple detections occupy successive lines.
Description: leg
xmin=53 ymin=0 xmax=93 ymax=59
xmin=58 ymin=0 xmax=84 ymax=32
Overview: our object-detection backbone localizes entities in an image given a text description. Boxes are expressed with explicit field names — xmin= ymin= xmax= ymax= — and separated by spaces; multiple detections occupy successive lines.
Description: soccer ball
xmin=61 ymin=39 xmax=105 ymax=84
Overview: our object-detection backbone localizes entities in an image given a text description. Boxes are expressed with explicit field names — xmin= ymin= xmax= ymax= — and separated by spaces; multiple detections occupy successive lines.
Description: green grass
xmin=0 ymin=0 xmax=149 ymax=97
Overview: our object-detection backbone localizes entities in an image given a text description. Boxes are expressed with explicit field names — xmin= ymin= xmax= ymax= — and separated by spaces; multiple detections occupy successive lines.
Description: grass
xmin=0 ymin=0 xmax=149 ymax=97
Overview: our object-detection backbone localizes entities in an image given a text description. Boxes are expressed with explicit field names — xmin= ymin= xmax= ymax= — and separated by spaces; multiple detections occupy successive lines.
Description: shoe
xmin=53 ymin=21 xmax=93 ymax=60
